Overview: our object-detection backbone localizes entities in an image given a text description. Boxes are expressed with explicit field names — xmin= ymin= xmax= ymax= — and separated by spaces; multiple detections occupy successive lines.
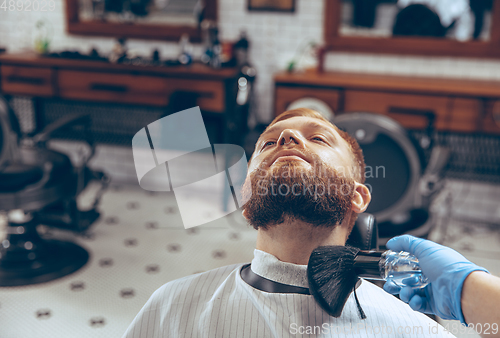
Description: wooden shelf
xmin=274 ymin=70 xmax=500 ymax=98
xmin=0 ymin=53 xmax=239 ymax=80
xmin=0 ymin=52 xmax=247 ymax=145
xmin=274 ymin=70 xmax=500 ymax=134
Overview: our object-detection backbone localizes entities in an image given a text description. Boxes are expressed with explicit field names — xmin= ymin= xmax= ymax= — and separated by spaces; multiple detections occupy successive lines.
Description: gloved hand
xmin=382 ymin=235 xmax=488 ymax=324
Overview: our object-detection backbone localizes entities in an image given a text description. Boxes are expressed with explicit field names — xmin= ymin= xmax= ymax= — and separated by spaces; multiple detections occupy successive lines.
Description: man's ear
xmin=351 ymin=182 xmax=371 ymax=213
xmin=242 ymin=208 xmax=250 ymax=220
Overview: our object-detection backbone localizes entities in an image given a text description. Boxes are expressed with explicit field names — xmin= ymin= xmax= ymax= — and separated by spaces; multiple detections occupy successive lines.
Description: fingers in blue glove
xmin=387 ymin=235 xmax=450 ymax=259
xmin=401 ymin=275 xmax=421 ymax=286
xmin=383 ymin=280 xmax=401 ymax=295
xmin=386 ymin=235 xmax=420 ymax=253
xmin=400 ymin=286 xmax=417 ymax=303
xmin=408 ymin=295 xmax=425 ymax=312
xmin=401 ymin=286 xmax=434 ymax=314
xmin=384 ymin=275 xmax=423 ymax=297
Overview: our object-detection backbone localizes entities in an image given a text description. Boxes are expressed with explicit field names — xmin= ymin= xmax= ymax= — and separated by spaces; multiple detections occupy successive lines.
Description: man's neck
xmin=255 ymin=217 xmax=349 ymax=265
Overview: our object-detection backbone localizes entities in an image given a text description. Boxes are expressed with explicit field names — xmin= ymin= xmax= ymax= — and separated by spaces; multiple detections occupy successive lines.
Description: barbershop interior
xmin=1 ymin=0 xmax=500 ymax=337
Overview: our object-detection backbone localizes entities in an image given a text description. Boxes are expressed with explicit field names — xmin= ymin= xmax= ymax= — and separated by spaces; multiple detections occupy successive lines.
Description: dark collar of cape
xmin=240 ymin=263 xmax=310 ymax=294
xmin=240 ymin=263 xmax=361 ymax=295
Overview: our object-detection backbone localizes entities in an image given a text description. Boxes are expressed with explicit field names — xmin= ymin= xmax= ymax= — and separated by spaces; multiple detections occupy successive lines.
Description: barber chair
xmin=0 ymin=96 xmax=108 ymax=286
xmin=334 ymin=113 xmax=449 ymax=248
xmin=346 ymin=213 xmax=378 ymax=250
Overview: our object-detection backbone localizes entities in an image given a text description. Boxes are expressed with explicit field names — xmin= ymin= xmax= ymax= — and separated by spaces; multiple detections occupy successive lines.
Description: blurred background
xmin=0 ymin=0 xmax=499 ymax=337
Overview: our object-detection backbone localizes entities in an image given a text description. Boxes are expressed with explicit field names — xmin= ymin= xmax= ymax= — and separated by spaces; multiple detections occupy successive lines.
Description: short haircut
xmin=257 ymin=108 xmax=365 ymax=183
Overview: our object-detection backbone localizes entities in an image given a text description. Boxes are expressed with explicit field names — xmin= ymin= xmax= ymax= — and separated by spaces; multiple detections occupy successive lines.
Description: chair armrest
xmin=31 ymin=113 xmax=91 ymax=145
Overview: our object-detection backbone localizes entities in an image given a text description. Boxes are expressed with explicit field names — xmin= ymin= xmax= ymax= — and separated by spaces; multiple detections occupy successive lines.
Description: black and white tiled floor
xmin=0 ymin=179 xmax=499 ymax=338
xmin=0 ymin=183 xmax=258 ymax=338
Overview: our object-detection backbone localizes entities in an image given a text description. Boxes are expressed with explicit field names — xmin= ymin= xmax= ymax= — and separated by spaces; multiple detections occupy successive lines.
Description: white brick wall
xmin=324 ymin=52 xmax=500 ymax=80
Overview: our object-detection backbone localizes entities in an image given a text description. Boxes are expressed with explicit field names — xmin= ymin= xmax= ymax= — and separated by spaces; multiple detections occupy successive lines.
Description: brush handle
xmin=353 ymin=250 xmax=383 ymax=277
xmin=354 ymin=250 xmax=429 ymax=288
xmin=381 ymin=250 xmax=429 ymax=288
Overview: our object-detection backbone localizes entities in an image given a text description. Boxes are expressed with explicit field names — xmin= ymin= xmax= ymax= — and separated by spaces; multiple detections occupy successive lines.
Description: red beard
xmin=241 ymin=155 xmax=355 ymax=230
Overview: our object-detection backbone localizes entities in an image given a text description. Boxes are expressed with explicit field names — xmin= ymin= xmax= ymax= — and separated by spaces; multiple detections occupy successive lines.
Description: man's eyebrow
xmin=259 ymin=124 xmax=282 ymax=139
xmin=302 ymin=120 xmax=336 ymax=136
xmin=260 ymin=120 xmax=336 ymax=138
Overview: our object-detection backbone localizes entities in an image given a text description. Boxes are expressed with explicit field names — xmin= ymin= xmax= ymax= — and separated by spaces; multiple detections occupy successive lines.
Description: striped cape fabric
xmin=123 ymin=252 xmax=455 ymax=338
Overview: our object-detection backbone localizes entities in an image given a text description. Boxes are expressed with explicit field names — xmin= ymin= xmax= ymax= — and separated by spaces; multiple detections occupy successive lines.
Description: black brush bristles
xmin=307 ymin=245 xmax=360 ymax=317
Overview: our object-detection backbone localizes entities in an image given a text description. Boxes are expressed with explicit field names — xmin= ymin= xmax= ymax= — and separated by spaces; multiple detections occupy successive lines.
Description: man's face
xmin=241 ymin=116 xmax=362 ymax=230
xmin=249 ymin=116 xmax=356 ymax=177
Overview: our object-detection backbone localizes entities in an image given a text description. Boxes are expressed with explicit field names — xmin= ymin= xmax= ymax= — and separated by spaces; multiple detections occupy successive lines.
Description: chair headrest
xmin=346 ymin=213 xmax=378 ymax=250
xmin=334 ymin=113 xmax=423 ymax=224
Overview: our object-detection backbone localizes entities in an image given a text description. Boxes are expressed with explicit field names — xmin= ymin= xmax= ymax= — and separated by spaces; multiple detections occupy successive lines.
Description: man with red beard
xmin=123 ymin=108 xmax=454 ymax=338
xmin=240 ymin=109 xmax=367 ymax=265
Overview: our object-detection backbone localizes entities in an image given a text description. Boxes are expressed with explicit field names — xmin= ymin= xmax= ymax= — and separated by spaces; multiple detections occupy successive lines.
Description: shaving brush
xmin=307 ymin=245 xmax=429 ymax=318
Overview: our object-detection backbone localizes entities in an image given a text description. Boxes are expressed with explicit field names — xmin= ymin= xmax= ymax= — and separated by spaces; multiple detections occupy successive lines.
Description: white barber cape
xmin=123 ymin=249 xmax=455 ymax=338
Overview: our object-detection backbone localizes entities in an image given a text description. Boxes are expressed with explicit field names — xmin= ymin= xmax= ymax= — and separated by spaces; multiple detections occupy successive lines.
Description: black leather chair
xmin=334 ymin=113 xmax=449 ymax=248
xmin=346 ymin=213 xmax=378 ymax=250
xmin=0 ymin=96 xmax=108 ymax=286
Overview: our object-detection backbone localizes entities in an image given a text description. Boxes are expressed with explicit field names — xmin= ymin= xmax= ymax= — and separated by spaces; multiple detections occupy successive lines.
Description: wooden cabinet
xmin=274 ymin=71 xmax=500 ymax=135
xmin=448 ymin=98 xmax=482 ymax=133
xmin=55 ymin=70 xmax=226 ymax=111
xmin=483 ymin=100 xmax=500 ymax=134
xmin=58 ymin=70 xmax=170 ymax=106
xmin=0 ymin=53 xmax=236 ymax=113
xmin=1 ymin=65 xmax=54 ymax=97
xmin=164 ymin=78 xmax=225 ymax=113
xmin=0 ymin=53 xmax=241 ymax=145
xmin=343 ymin=90 xmax=449 ymax=130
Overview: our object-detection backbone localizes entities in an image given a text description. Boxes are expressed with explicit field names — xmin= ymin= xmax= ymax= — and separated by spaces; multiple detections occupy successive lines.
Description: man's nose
xmin=278 ymin=129 xmax=303 ymax=146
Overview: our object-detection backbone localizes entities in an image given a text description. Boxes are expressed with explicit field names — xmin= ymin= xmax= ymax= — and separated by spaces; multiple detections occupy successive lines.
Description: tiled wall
xmin=324 ymin=53 xmax=500 ymax=80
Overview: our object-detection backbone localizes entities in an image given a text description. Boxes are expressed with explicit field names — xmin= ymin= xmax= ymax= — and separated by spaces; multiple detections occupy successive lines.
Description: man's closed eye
xmin=263 ymin=141 xmax=276 ymax=149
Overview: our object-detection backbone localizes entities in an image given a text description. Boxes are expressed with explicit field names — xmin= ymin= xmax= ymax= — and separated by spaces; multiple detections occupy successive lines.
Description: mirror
xmin=79 ymin=0 xmax=201 ymax=26
xmin=66 ymin=0 xmax=217 ymax=41
xmin=323 ymin=0 xmax=500 ymax=59
xmin=340 ymin=0 xmax=493 ymax=42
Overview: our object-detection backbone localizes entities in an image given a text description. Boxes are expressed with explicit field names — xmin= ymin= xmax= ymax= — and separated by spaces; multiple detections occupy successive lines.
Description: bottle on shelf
xmin=178 ymin=34 xmax=193 ymax=66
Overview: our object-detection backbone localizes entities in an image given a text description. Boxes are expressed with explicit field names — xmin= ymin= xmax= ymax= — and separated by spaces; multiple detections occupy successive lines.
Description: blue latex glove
xmin=383 ymin=235 xmax=489 ymax=324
